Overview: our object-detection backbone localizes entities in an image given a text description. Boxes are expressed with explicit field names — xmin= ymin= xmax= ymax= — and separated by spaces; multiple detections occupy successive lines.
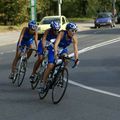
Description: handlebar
xmin=56 ymin=54 xmax=79 ymax=68
xmin=44 ymin=39 xmax=55 ymax=48
xmin=18 ymin=46 xmax=37 ymax=52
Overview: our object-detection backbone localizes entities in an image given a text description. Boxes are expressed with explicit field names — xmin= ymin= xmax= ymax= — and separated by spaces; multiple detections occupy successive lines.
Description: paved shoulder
xmin=0 ymin=31 xmax=20 ymax=46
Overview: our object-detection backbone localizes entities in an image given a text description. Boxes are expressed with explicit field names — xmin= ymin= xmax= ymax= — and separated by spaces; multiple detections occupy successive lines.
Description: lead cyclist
xmin=40 ymin=22 xmax=79 ymax=93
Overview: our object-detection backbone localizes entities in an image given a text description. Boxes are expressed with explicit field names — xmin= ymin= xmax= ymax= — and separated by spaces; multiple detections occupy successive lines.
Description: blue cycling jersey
xmin=58 ymin=31 xmax=72 ymax=48
xmin=46 ymin=29 xmax=57 ymax=42
xmin=22 ymin=28 xmax=34 ymax=41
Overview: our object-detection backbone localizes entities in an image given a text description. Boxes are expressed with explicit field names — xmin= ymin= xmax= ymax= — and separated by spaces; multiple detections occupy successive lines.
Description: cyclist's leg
xmin=59 ymin=48 xmax=68 ymax=56
xmin=9 ymin=43 xmax=21 ymax=79
xmin=30 ymin=40 xmax=44 ymax=79
xmin=31 ymin=55 xmax=43 ymax=75
xmin=42 ymin=48 xmax=55 ymax=84
xmin=59 ymin=48 xmax=68 ymax=66
xmin=40 ymin=48 xmax=55 ymax=92
xmin=42 ymin=63 xmax=54 ymax=83
xmin=26 ymin=39 xmax=34 ymax=59
xmin=11 ymin=44 xmax=21 ymax=73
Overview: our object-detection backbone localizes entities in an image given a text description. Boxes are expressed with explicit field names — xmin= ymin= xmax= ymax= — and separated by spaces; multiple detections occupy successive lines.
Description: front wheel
xmin=17 ymin=59 xmax=27 ymax=87
xmin=31 ymin=65 xmax=45 ymax=90
xmin=38 ymin=70 xmax=49 ymax=100
xmin=52 ymin=68 xmax=68 ymax=104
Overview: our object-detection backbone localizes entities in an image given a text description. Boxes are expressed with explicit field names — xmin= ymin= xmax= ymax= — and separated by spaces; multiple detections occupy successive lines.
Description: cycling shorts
xmin=37 ymin=40 xmax=68 ymax=64
xmin=37 ymin=40 xmax=43 ymax=55
xmin=17 ymin=38 xmax=33 ymax=47
xmin=48 ymin=48 xmax=68 ymax=64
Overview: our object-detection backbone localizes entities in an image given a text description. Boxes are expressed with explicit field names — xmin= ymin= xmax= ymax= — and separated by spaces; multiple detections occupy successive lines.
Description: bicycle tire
xmin=12 ymin=73 xmax=18 ymax=84
xmin=38 ymin=82 xmax=49 ymax=100
xmin=31 ymin=75 xmax=39 ymax=90
xmin=52 ymin=67 xmax=68 ymax=104
xmin=38 ymin=70 xmax=50 ymax=100
xmin=17 ymin=59 xmax=27 ymax=87
xmin=11 ymin=59 xmax=20 ymax=84
xmin=31 ymin=65 xmax=45 ymax=90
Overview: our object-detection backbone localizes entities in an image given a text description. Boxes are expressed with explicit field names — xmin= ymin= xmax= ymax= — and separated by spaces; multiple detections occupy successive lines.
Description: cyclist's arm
xmin=18 ymin=27 xmax=26 ymax=46
xmin=34 ymin=31 xmax=38 ymax=49
xmin=42 ymin=30 xmax=49 ymax=50
xmin=54 ymin=31 xmax=64 ymax=56
xmin=72 ymin=34 xmax=79 ymax=61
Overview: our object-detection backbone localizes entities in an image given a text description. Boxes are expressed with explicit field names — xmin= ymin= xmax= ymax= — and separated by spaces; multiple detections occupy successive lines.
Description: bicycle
xmin=11 ymin=46 xmax=36 ymax=87
xmin=38 ymin=55 xmax=75 ymax=104
xmin=30 ymin=39 xmax=55 ymax=90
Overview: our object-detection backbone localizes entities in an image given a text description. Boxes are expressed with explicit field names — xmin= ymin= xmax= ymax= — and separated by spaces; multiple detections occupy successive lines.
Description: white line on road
xmin=69 ymin=37 xmax=120 ymax=57
xmin=69 ymin=80 xmax=120 ymax=98
xmin=69 ymin=37 xmax=120 ymax=98
xmin=1 ymin=36 xmax=120 ymax=98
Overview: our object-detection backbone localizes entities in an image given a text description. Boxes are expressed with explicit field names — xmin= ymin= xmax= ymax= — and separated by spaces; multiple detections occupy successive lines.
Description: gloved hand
xmin=72 ymin=59 xmax=79 ymax=68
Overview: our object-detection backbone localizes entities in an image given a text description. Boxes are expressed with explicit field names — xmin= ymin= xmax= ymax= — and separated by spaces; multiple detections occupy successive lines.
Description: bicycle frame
xmin=47 ymin=56 xmax=73 ymax=87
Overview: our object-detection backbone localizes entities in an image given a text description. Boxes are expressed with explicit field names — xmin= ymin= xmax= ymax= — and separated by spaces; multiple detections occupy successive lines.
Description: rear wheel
xmin=12 ymin=59 xmax=20 ymax=84
xmin=52 ymin=68 xmax=68 ymax=104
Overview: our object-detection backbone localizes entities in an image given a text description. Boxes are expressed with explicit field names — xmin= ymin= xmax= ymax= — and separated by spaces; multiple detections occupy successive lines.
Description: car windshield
xmin=40 ymin=18 xmax=60 ymax=24
xmin=97 ymin=13 xmax=112 ymax=18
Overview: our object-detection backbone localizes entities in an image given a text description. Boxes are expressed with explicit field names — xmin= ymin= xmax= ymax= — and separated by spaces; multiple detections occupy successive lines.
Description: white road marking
xmin=69 ymin=80 xmax=120 ymax=98
xmin=69 ymin=37 xmax=120 ymax=57
xmin=68 ymin=37 xmax=120 ymax=98
xmin=1 ymin=36 xmax=120 ymax=97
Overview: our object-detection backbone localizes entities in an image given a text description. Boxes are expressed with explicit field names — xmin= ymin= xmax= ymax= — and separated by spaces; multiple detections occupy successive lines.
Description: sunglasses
xmin=53 ymin=29 xmax=59 ymax=33
xmin=30 ymin=25 xmax=38 ymax=31
xmin=69 ymin=29 xmax=77 ymax=33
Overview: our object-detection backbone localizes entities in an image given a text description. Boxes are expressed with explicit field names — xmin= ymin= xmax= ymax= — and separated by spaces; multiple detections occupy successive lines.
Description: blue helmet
xmin=50 ymin=21 xmax=60 ymax=30
xmin=28 ymin=20 xmax=38 ymax=31
xmin=66 ymin=22 xmax=77 ymax=31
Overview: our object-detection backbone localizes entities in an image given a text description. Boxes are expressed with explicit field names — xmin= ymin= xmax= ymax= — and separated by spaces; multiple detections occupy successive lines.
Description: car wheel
xmin=113 ymin=24 xmax=116 ymax=27
xmin=94 ymin=26 xmax=97 ymax=29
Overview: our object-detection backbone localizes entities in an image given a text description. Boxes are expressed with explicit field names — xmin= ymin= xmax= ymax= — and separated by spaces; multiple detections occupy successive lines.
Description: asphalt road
xmin=1 ymin=26 xmax=120 ymax=120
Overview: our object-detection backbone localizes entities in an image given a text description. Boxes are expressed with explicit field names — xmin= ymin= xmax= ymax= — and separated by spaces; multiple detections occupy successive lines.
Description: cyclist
xmin=40 ymin=22 xmax=79 ymax=93
xmin=9 ymin=20 xmax=38 ymax=79
xmin=29 ymin=21 xmax=60 ymax=82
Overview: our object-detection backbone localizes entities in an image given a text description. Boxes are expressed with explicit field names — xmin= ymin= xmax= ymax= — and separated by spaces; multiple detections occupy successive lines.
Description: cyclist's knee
xmin=47 ymin=63 xmax=54 ymax=70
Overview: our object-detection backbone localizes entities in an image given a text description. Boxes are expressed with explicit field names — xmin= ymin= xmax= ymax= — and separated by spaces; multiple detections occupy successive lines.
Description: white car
xmin=37 ymin=15 xmax=69 ymax=38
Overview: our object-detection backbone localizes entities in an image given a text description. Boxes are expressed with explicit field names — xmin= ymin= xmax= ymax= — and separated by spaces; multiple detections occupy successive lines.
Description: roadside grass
xmin=68 ymin=17 xmax=94 ymax=22
xmin=0 ymin=17 xmax=94 ymax=32
xmin=0 ymin=23 xmax=27 ymax=32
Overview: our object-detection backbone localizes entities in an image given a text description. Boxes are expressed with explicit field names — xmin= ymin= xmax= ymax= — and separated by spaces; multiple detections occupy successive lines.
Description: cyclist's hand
xmin=54 ymin=54 xmax=59 ymax=63
xmin=72 ymin=59 xmax=79 ymax=68
xmin=34 ymin=51 xmax=38 ymax=57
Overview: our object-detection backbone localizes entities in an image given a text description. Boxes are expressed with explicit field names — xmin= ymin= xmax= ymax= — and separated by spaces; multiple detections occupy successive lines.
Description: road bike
xmin=38 ymin=55 xmax=75 ymax=104
xmin=11 ymin=46 xmax=36 ymax=87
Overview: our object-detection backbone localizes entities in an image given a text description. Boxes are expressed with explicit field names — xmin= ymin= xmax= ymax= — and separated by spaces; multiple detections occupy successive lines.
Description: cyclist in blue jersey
xmin=30 ymin=21 xmax=60 ymax=82
xmin=9 ymin=20 xmax=38 ymax=79
xmin=40 ymin=22 xmax=79 ymax=93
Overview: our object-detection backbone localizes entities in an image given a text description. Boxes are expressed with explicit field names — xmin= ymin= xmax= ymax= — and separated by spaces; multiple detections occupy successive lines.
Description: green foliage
xmin=0 ymin=0 xmax=119 ymax=25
